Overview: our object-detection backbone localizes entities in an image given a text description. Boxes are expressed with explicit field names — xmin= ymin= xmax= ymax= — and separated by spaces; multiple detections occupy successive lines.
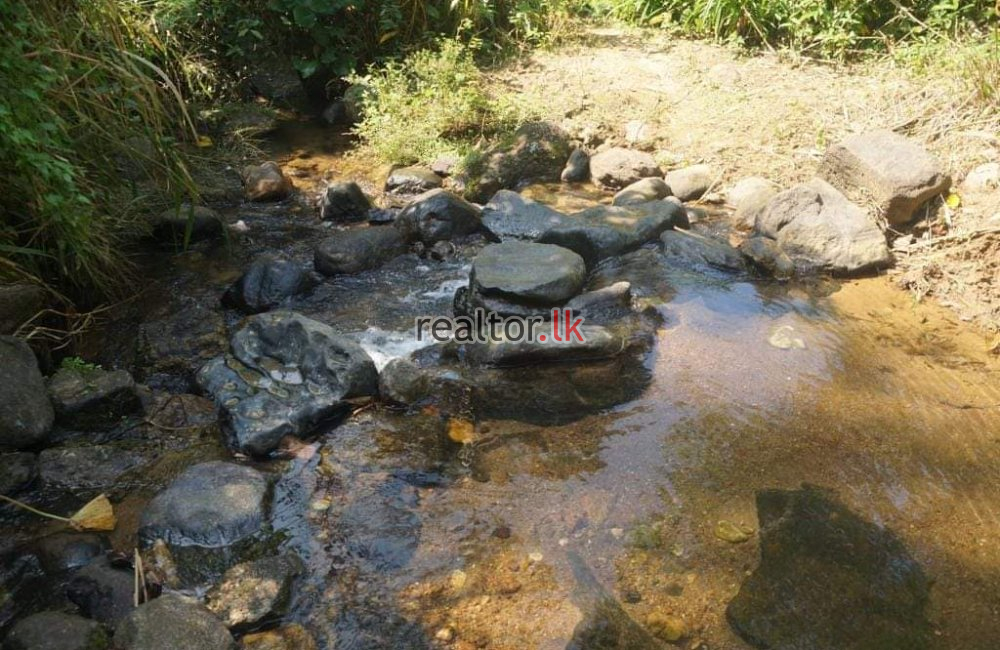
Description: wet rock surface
xmin=481 ymin=190 xmax=569 ymax=240
xmin=114 ymin=593 xmax=235 ymax=650
xmin=818 ymin=130 xmax=950 ymax=226
xmin=660 ymin=229 xmax=743 ymax=272
xmin=471 ymin=242 xmax=587 ymax=305
xmin=242 ymin=162 xmax=294 ymax=203
xmin=0 ymin=452 xmax=37 ymax=495
xmin=385 ymin=166 xmax=442 ymax=195
xmin=538 ymin=201 xmax=684 ymax=267
xmin=754 ymin=179 xmax=892 ymax=276
xmin=314 ymin=227 xmax=407 ymax=276
xmin=39 ymin=445 xmax=146 ymax=490
xmin=65 ymin=556 xmax=135 ymax=626
xmin=196 ymin=311 xmax=377 ymax=455
xmin=393 ymin=189 xmax=483 ymax=244
xmin=319 ymin=181 xmax=371 ymax=221
xmin=152 ymin=205 xmax=224 ymax=243
xmin=727 ymin=485 xmax=931 ymax=650
xmin=223 ymin=255 xmax=313 ymax=314
xmin=206 ymin=554 xmax=304 ymax=630
xmin=0 ymin=336 xmax=54 ymax=451
xmin=3 ymin=611 xmax=108 ymax=650
xmin=139 ymin=461 xmax=268 ymax=547
xmin=589 ymin=148 xmax=661 ymax=190
xmin=35 ymin=533 xmax=106 ymax=574
xmin=47 ymin=367 xmax=138 ymax=429
xmin=612 ymin=177 xmax=671 ymax=206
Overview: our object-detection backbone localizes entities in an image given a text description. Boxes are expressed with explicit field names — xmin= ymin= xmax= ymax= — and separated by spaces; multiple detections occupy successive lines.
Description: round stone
xmin=471 ymin=242 xmax=586 ymax=305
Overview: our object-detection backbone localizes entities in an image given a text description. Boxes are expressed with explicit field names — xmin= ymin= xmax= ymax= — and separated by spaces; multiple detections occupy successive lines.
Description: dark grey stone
xmin=139 ymin=461 xmax=268 ymax=547
xmin=65 ymin=556 xmax=134 ymax=626
xmin=471 ymin=242 xmax=587 ymax=305
xmin=151 ymin=204 xmax=224 ymax=243
xmin=4 ymin=611 xmax=108 ymax=650
xmin=0 ymin=336 xmax=54 ymax=451
xmin=394 ymin=189 xmax=483 ymax=244
xmin=223 ymin=255 xmax=312 ymax=314
xmin=47 ymin=367 xmax=138 ymax=428
xmin=481 ymin=190 xmax=569 ymax=241
xmin=319 ymin=181 xmax=372 ymax=222
xmin=314 ymin=227 xmax=407 ymax=276
xmin=0 ymin=452 xmax=36 ymax=495
xmin=561 ymin=148 xmax=590 ymax=183
xmin=113 ymin=593 xmax=235 ymax=650
xmin=36 ymin=532 xmax=106 ymax=573
xmin=0 ymin=283 xmax=45 ymax=336
xmin=473 ymin=121 xmax=571 ymax=201
xmin=39 ymin=445 xmax=146 ymax=490
xmin=660 ymin=229 xmax=744 ymax=272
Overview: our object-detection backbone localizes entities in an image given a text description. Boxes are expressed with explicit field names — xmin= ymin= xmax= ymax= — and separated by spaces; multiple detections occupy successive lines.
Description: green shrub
xmin=348 ymin=40 xmax=531 ymax=164
xmin=0 ymin=0 xmax=197 ymax=299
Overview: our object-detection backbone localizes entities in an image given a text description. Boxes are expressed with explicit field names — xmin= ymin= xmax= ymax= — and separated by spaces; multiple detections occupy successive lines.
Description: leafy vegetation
xmin=0 ymin=0 xmax=197 ymax=300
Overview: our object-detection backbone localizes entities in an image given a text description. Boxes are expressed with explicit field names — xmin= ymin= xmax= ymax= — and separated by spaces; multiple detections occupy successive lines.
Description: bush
xmin=0 ymin=0 xmax=197 ymax=299
xmin=348 ymin=40 xmax=532 ymax=164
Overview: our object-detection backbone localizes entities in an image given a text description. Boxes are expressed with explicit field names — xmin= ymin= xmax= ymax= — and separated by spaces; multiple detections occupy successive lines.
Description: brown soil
xmin=488 ymin=29 xmax=1000 ymax=335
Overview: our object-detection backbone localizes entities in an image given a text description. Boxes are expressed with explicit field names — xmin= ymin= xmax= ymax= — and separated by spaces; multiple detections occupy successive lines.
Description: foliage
xmin=59 ymin=356 xmax=103 ymax=373
xmin=587 ymin=0 xmax=998 ymax=59
xmin=348 ymin=40 xmax=536 ymax=164
xmin=0 ymin=0 xmax=198 ymax=299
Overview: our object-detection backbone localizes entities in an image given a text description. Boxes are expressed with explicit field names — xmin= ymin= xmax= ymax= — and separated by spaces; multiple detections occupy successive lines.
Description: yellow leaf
xmin=196 ymin=135 xmax=213 ymax=148
xmin=379 ymin=30 xmax=397 ymax=44
xmin=69 ymin=494 xmax=116 ymax=532
xmin=945 ymin=192 xmax=961 ymax=208
xmin=447 ymin=417 xmax=475 ymax=444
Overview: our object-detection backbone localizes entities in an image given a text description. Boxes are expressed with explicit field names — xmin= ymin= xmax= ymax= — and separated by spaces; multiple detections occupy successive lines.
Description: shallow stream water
xmin=5 ymin=120 xmax=1000 ymax=649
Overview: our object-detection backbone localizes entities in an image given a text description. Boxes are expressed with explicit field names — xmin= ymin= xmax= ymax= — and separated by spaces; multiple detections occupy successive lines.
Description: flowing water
xmin=5 ymin=120 xmax=1000 ymax=649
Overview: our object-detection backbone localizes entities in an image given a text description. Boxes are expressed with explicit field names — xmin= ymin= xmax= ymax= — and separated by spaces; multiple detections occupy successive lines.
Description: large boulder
xmin=394 ymin=189 xmax=483 ymax=244
xmin=206 ymin=554 xmax=304 ymax=630
xmin=242 ymin=162 xmax=293 ymax=203
xmin=247 ymin=58 xmax=307 ymax=111
xmin=727 ymin=177 xmax=778 ymax=230
xmin=385 ymin=166 xmax=442 ymax=195
xmin=612 ymin=178 xmax=671 ymax=206
xmin=0 ymin=336 xmax=54 ymax=450
xmin=319 ymin=181 xmax=371 ymax=221
xmin=139 ymin=461 xmax=268 ymax=547
xmin=818 ymin=130 xmax=950 ymax=226
xmin=196 ymin=312 xmax=377 ymax=455
xmin=588 ymin=148 xmax=661 ymax=190
xmin=473 ymin=121 xmax=571 ymax=201
xmin=4 ymin=611 xmax=108 ymax=650
xmin=113 ymin=593 xmax=235 ymax=650
xmin=727 ymin=485 xmax=931 ymax=650
xmin=314 ymin=227 xmax=407 ymax=276
xmin=223 ymin=255 xmax=313 ymax=314
xmin=664 ymin=164 xmax=714 ymax=202
xmin=538 ymin=201 xmax=685 ymax=268
xmin=561 ymin=148 xmax=590 ymax=183
xmin=754 ymin=179 xmax=892 ymax=276
xmin=47 ymin=366 xmax=138 ymax=429
xmin=471 ymin=242 xmax=587 ymax=306
xmin=0 ymin=283 xmax=46 ymax=335
xmin=481 ymin=190 xmax=570 ymax=241
xmin=660 ymin=229 xmax=744 ymax=272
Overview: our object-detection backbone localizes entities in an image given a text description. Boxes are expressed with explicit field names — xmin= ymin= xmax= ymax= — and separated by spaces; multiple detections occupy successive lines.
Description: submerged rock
xmin=385 ymin=166 xmax=442 ymax=195
xmin=754 ymin=179 xmax=892 ymax=276
xmin=818 ymin=130 xmax=950 ymax=226
xmin=241 ymin=625 xmax=318 ymax=650
xmin=47 ymin=366 xmax=138 ymax=429
xmin=4 ymin=611 xmax=108 ymax=650
xmin=462 ymin=325 xmax=629 ymax=367
xmin=664 ymin=164 xmax=714 ymax=202
xmin=727 ymin=485 xmax=931 ymax=650
xmin=196 ymin=311 xmax=377 ymax=455
xmin=242 ymin=162 xmax=294 ymax=203
xmin=314 ymin=227 xmax=408 ymax=276
xmin=660 ymin=229 xmax=743 ymax=272
xmin=739 ymin=236 xmax=795 ymax=280
xmin=481 ymin=190 xmax=569 ymax=241
xmin=319 ymin=181 xmax=371 ymax=222
xmin=474 ymin=121 xmax=571 ymax=200
xmin=206 ymin=554 xmax=304 ymax=630
xmin=139 ymin=461 xmax=268 ymax=547
xmin=538 ymin=201 xmax=685 ymax=267
xmin=114 ymin=593 xmax=235 ymax=650
xmin=394 ymin=189 xmax=483 ymax=244
xmin=36 ymin=532 xmax=106 ymax=573
xmin=561 ymin=147 xmax=591 ymax=183
xmin=0 ymin=336 xmax=54 ymax=451
xmin=612 ymin=177 xmax=672 ymax=206
xmin=223 ymin=255 xmax=313 ymax=314
xmin=589 ymin=148 xmax=661 ymax=190
xmin=39 ymin=445 xmax=146 ymax=490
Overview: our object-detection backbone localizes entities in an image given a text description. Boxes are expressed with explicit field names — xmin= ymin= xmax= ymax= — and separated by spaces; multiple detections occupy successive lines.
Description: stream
xmin=3 ymin=120 xmax=1000 ymax=650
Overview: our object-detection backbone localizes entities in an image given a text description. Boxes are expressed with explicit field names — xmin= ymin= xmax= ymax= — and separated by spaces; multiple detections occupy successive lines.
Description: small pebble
xmin=435 ymin=626 xmax=455 ymax=642
xmin=528 ymin=552 xmax=544 ymax=563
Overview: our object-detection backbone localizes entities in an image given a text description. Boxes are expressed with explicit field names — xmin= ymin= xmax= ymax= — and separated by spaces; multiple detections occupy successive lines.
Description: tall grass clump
xmin=0 ymin=0 xmax=197 ymax=300
xmin=348 ymin=40 xmax=532 ymax=164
